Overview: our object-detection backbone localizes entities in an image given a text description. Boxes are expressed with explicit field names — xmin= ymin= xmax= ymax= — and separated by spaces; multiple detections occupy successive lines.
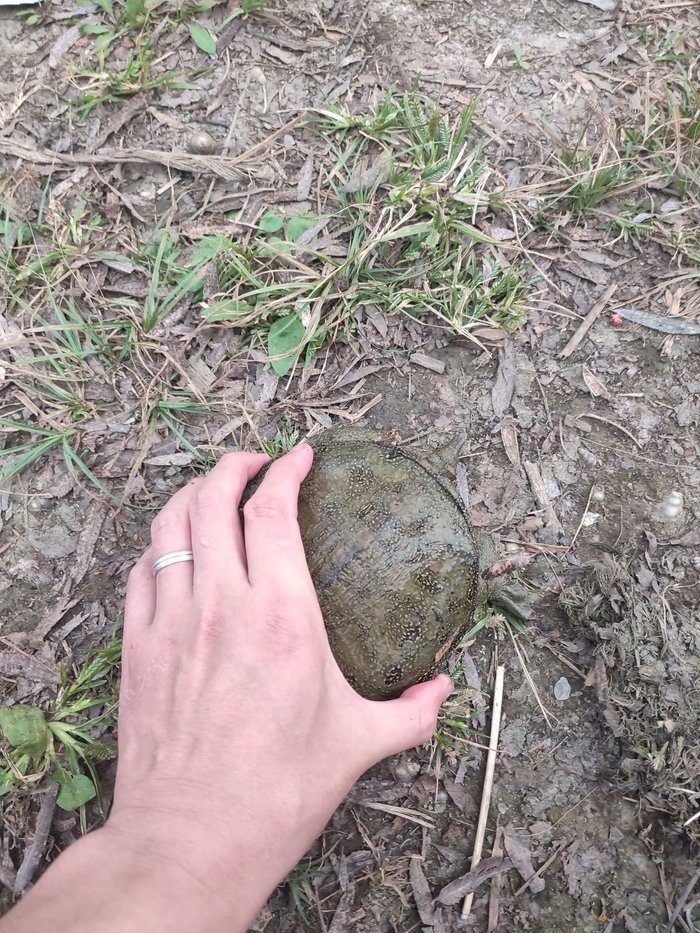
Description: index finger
xmin=242 ymin=443 xmax=314 ymax=594
xmin=189 ymin=450 xmax=270 ymax=594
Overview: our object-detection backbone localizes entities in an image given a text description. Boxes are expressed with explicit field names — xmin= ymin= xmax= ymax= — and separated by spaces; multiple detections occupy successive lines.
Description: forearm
xmin=0 ymin=825 xmax=274 ymax=933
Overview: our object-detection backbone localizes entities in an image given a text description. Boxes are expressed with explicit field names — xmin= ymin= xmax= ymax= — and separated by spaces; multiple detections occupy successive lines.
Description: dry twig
xmin=14 ymin=783 xmax=59 ymax=896
xmin=559 ymin=284 xmax=617 ymax=359
xmin=461 ymin=665 xmax=505 ymax=919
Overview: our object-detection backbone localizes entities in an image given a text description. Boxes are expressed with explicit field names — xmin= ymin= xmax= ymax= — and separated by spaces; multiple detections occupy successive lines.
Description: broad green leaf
xmin=258 ymin=210 xmax=284 ymax=233
xmin=94 ymin=0 xmax=114 ymax=12
xmin=94 ymin=32 xmax=117 ymax=53
xmin=285 ymin=214 xmax=317 ymax=242
xmin=0 ymin=706 xmax=49 ymax=760
xmin=54 ymin=772 xmax=97 ymax=810
xmin=267 ymin=315 xmax=305 ymax=376
xmin=125 ymin=0 xmax=146 ymax=24
xmin=188 ymin=23 xmax=217 ymax=56
xmin=190 ymin=235 xmax=231 ymax=263
xmin=0 ymin=770 xmax=12 ymax=797
xmin=80 ymin=23 xmax=113 ymax=35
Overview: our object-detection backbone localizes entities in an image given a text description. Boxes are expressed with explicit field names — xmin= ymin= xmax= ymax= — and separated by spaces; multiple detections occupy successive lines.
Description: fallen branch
xmin=14 ymin=783 xmax=59 ymax=896
xmin=461 ymin=665 xmax=505 ymax=919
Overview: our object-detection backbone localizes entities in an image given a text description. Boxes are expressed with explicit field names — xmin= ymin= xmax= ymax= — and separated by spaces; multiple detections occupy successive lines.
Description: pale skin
xmin=2 ymin=444 xmax=452 ymax=932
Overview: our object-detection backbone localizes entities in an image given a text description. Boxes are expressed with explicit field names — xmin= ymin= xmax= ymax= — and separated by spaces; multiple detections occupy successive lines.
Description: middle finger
xmin=189 ymin=451 xmax=270 ymax=595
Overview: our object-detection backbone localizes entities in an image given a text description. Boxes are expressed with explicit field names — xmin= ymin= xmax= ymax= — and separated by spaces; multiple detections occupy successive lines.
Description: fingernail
xmin=439 ymin=673 xmax=454 ymax=697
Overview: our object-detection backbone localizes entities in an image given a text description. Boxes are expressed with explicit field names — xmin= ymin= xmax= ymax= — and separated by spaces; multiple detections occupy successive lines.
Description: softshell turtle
xmin=244 ymin=429 xmax=521 ymax=700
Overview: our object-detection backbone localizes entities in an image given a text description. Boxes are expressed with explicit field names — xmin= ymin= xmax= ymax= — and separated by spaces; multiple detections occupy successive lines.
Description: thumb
xmin=372 ymin=674 xmax=453 ymax=758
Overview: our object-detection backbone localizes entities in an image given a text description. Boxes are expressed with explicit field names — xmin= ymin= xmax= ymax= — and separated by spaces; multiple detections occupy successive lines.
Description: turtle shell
xmin=247 ymin=431 xmax=479 ymax=700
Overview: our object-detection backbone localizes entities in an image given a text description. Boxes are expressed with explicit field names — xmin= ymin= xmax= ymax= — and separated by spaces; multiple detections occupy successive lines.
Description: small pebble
xmin=578 ymin=448 xmax=598 ymax=469
xmin=554 ymin=676 xmax=571 ymax=701
xmin=590 ymin=484 xmax=605 ymax=503
xmin=391 ymin=759 xmax=420 ymax=783
xmin=186 ymin=131 xmax=217 ymax=155
xmin=654 ymin=490 xmax=684 ymax=523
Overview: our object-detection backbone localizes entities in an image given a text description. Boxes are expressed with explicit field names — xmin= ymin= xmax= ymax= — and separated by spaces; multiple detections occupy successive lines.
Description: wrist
xmin=2 ymin=821 xmax=270 ymax=933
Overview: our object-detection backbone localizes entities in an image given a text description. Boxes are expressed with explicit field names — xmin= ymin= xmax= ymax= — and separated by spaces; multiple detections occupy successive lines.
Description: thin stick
xmin=513 ymin=840 xmax=568 ymax=897
xmin=661 ymin=866 xmax=700 ymax=933
xmin=559 ymin=283 xmax=617 ymax=359
xmin=461 ymin=665 xmax=505 ymax=919
xmin=14 ymin=783 xmax=59 ymax=896
xmin=568 ymin=482 xmax=597 ymax=551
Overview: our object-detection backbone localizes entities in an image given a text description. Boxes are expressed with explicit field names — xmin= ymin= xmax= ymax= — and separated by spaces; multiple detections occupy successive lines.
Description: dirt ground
xmin=1 ymin=0 xmax=699 ymax=929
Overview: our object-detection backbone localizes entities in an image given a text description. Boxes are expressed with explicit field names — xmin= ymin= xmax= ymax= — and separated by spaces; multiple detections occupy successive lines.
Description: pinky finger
xmin=123 ymin=549 xmax=156 ymax=639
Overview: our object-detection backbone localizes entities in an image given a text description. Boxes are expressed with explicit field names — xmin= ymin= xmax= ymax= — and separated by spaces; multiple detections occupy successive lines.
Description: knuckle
xmin=150 ymin=506 xmax=183 ymax=538
xmin=243 ymin=493 xmax=292 ymax=523
xmin=193 ymin=482 xmax=228 ymax=514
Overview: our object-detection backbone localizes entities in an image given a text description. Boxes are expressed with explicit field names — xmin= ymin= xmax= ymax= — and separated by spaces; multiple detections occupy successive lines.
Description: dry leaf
xmin=409 ymin=858 xmax=435 ymax=926
xmin=581 ymin=365 xmax=611 ymax=400
xmin=438 ymin=857 xmax=514 ymax=904
xmin=503 ymin=831 xmax=545 ymax=893
xmin=296 ymin=155 xmax=314 ymax=201
xmin=500 ymin=416 xmax=521 ymax=469
xmin=492 ymin=343 xmax=517 ymax=417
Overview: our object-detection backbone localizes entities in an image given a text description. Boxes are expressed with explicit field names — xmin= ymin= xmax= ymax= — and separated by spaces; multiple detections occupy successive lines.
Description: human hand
xmin=105 ymin=444 xmax=452 ymax=928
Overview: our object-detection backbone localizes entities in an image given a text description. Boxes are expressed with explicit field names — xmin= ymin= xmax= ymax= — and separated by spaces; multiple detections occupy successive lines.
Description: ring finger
xmin=149 ymin=480 xmax=198 ymax=609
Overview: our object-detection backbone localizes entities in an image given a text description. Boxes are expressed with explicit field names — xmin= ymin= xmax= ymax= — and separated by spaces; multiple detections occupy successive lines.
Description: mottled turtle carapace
xmin=247 ymin=430 xmax=480 ymax=700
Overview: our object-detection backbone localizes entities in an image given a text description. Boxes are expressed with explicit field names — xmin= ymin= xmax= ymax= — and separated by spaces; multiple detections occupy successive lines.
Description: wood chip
xmin=185 ymin=357 xmax=217 ymax=394
xmin=581 ymin=365 xmax=611 ymax=400
xmin=523 ymin=461 xmax=564 ymax=534
xmin=265 ymin=44 xmax=298 ymax=65
xmin=37 ymin=596 xmax=80 ymax=640
xmin=86 ymin=93 xmax=151 ymax=153
xmin=49 ymin=22 xmax=91 ymax=69
xmin=410 ymin=352 xmax=445 ymax=374
xmin=144 ymin=452 xmax=195 ymax=467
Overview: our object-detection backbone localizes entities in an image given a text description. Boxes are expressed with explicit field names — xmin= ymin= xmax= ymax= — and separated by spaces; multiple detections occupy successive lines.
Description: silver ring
xmin=152 ymin=550 xmax=194 ymax=576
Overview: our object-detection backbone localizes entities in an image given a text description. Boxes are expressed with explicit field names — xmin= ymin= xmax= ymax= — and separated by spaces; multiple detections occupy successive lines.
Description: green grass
xmin=0 ymin=643 xmax=120 ymax=828
xmin=2 ymin=81 xmax=698 ymax=497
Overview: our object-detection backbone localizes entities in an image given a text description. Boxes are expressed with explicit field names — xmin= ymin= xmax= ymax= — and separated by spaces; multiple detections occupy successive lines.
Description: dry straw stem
xmin=462 ymin=664 xmax=505 ymax=919
xmin=0 ymin=116 xmax=303 ymax=180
